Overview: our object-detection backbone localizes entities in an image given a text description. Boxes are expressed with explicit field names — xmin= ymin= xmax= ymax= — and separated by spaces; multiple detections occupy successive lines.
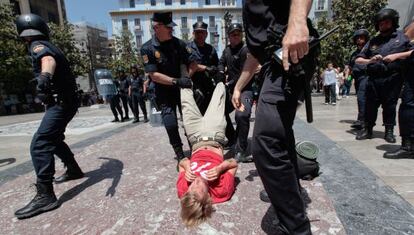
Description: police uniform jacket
xmin=118 ymin=76 xmax=130 ymax=95
xmin=349 ymin=49 xmax=367 ymax=79
xmin=30 ymin=40 xmax=77 ymax=105
xmin=140 ymin=36 xmax=192 ymax=104
xmin=130 ymin=75 xmax=145 ymax=94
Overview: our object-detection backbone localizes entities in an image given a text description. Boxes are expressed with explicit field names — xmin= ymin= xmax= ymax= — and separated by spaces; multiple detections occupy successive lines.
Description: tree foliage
xmin=316 ymin=0 xmax=388 ymax=68
xmin=108 ymin=30 xmax=142 ymax=74
xmin=49 ymin=21 xmax=89 ymax=76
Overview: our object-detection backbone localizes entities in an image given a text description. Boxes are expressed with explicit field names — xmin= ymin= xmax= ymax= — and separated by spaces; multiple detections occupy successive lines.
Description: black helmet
xmin=16 ymin=14 xmax=49 ymax=38
xmin=228 ymin=23 xmax=243 ymax=34
xmin=352 ymin=29 xmax=370 ymax=44
xmin=375 ymin=8 xmax=399 ymax=30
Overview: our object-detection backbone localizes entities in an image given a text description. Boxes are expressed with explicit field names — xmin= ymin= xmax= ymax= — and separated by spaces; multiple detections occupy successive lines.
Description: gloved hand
xmin=173 ymin=77 xmax=192 ymax=88
xmin=35 ymin=72 xmax=52 ymax=93
xmin=205 ymin=66 xmax=218 ymax=76
xmin=215 ymin=71 xmax=225 ymax=84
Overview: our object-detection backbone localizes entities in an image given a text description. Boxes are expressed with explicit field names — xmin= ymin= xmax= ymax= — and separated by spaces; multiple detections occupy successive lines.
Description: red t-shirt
xmin=176 ymin=149 xmax=235 ymax=204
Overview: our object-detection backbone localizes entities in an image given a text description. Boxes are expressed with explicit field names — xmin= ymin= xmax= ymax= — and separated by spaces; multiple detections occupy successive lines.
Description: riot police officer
xmin=350 ymin=29 xmax=370 ymax=130
xmin=233 ymin=0 xmax=319 ymax=233
xmin=356 ymin=8 xmax=412 ymax=143
xmin=188 ymin=21 xmax=219 ymax=115
xmin=384 ymin=21 xmax=414 ymax=159
xmin=140 ymin=12 xmax=194 ymax=161
xmin=116 ymin=68 xmax=131 ymax=120
xmin=14 ymin=14 xmax=84 ymax=219
xmin=129 ymin=65 xmax=148 ymax=123
xmin=218 ymin=23 xmax=254 ymax=162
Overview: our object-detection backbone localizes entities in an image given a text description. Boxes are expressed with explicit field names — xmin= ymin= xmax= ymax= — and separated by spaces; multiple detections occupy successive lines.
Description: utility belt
xmin=43 ymin=93 xmax=78 ymax=108
xmin=367 ymin=61 xmax=401 ymax=80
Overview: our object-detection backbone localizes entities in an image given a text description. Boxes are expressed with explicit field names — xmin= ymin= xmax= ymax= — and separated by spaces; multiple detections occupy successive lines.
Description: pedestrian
xmin=177 ymin=82 xmax=238 ymax=227
xmin=322 ymin=63 xmax=337 ymax=105
xmin=129 ymin=65 xmax=148 ymax=123
xmin=187 ymin=21 xmax=219 ymax=115
xmin=218 ymin=23 xmax=254 ymax=162
xmin=356 ymin=8 xmax=413 ymax=143
xmin=341 ymin=65 xmax=352 ymax=98
xmin=14 ymin=14 xmax=84 ymax=219
xmin=384 ymin=20 xmax=414 ymax=158
xmin=140 ymin=11 xmax=195 ymax=162
xmin=349 ymin=29 xmax=370 ymax=130
xmin=232 ymin=0 xmax=319 ymax=233
xmin=336 ymin=66 xmax=344 ymax=99
xmin=116 ymin=68 xmax=131 ymax=120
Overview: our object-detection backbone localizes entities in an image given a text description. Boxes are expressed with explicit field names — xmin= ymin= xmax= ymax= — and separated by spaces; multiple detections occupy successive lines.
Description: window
xmin=151 ymin=0 xmax=156 ymax=6
xmin=181 ymin=17 xmax=188 ymax=29
xmin=165 ymin=0 xmax=172 ymax=5
xmin=209 ymin=16 xmax=215 ymax=28
xmin=197 ymin=16 xmax=203 ymax=22
xmin=317 ymin=0 xmax=326 ymax=10
xmin=129 ymin=0 xmax=135 ymax=8
xmin=134 ymin=18 xmax=141 ymax=30
xmin=205 ymin=0 xmax=210 ymax=5
xmin=122 ymin=19 xmax=128 ymax=30
xmin=136 ymin=35 xmax=142 ymax=47
xmin=180 ymin=0 xmax=185 ymax=4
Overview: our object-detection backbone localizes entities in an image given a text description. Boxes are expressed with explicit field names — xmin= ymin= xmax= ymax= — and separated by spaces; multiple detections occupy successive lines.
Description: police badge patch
xmin=142 ymin=54 xmax=149 ymax=64
xmin=33 ymin=45 xmax=45 ymax=53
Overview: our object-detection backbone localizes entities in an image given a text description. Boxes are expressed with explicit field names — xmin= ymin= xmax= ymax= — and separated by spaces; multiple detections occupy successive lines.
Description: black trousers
xmin=119 ymin=94 xmax=131 ymax=118
xmin=30 ymin=103 xmax=78 ymax=183
xmin=235 ymin=90 xmax=253 ymax=152
xmin=324 ymin=84 xmax=336 ymax=103
xmin=399 ymin=74 xmax=414 ymax=138
xmin=225 ymin=88 xmax=236 ymax=145
xmin=160 ymin=102 xmax=182 ymax=149
xmin=365 ymin=75 xmax=402 ymax=127
xmin=252 ymin=65 xmax=311 ymax=234
xmin=356 ymin=76 xmax=368 ymax=122
xmin=109 ymin=95 xmax=123 ymax=119
xmin=131 ymin=92 xmax=147 ymax=120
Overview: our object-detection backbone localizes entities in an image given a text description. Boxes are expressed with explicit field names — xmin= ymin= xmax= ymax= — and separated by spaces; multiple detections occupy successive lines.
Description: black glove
xmin=205 ymin=66 xmax=218 ymax=76
xmin=35 ymin=72 xmax=52 ymax=93
xmin=215 ymin=71 xmax=225 ymax=84
xmin=366 ymin=61 xmax=388 ymax=78
xmin=172 ymin=77 xmax=192 ymax=88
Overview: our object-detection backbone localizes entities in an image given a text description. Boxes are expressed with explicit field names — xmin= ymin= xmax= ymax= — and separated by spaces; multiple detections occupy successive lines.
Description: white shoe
xmin=332 ymin=102 xmax=336 ymax=105
xmin=324 ymin=102 xmax=329 ymax=105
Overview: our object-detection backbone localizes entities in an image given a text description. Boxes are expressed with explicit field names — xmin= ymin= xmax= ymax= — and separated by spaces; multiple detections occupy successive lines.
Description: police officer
xmin=218 ymin=23 xmax=254 ymax=162
xmin=116 ymin=68 xmax=131 ymax=120
xmin=349 ymin=29 xmax=370 ymax=130
xmin=188 ymin=21 xmax=219 ymax=115
xmin=95 ymin=69 xmax=124 ymax=122
xmin=129 ymin=65 xmax=148 ymax=123
xmin=232 ymin=0 xmax=319 ymax=233
xmin=356 ymin=8 xmax=412 ymax=143
xmin=140 ymin=12 xmax=194 ymax=161
xmin=14 ymin=14 xmax=84 ymax=219
xmin=384 ymin=21 xmax=414 ymax=159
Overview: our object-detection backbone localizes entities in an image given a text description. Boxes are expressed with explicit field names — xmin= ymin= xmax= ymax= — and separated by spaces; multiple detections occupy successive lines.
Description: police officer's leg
xmin=382 ymin=76 xmax=402 ymax=143
xmin=109 ymin=95 xmax=120 ymax=122
xmin=357 ymin=79 xmax=379 ymax=140
xmin=120 ymin=94 xmax=129 ymax=119
xmin=180 ymin=88 xmax=203 ymax=145
xmin=161 ymin=103 xmax=184 ymax=159
xmin=234 ymin=90 xmax=254 ymax=162
xmin=225 ymin=88 xmax=236 ymax=147
xmin=138 ymin=93 xmax=148 ymax=122
xmin=252 ymin=72 xmax=310 ymax=234
xmin=356 ymin=77 xmax=368 ymax=126
xmin=131 ymin=93 xmax=139 ymax=122
xmin=114 ymin=95 xmax=124 ymax=121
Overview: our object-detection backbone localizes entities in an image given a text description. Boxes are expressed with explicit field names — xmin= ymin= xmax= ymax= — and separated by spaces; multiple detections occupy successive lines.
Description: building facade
xmin=308 ymin=0 xmax=333 ymax=21
xmin=110 ymin=0 xmax=243 ymax=55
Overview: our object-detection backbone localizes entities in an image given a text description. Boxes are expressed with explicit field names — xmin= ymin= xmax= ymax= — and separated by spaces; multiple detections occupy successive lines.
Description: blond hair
xmin=180 ymin=191 xmax=214 ymax=227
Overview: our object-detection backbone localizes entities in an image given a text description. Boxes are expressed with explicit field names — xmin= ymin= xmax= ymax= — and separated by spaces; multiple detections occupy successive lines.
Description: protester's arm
xmin=282 ymin=0 xmax=312 ymax=70
xmin=179 ymin=158 xmax=196 ymax=182
xmin=232 ymin=53 xmax=259 ymax=111
xmin=205 ymin=159 xmax=238 ymax=181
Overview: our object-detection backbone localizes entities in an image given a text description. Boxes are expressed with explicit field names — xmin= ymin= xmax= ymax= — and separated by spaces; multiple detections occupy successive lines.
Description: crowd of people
xmin=11 ymin=2 xmax=414 ymax=234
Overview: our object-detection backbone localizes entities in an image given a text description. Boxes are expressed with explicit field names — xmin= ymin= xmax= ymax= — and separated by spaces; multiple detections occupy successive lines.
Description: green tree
xmin=316 ymin=0 xmax=387 ymax=67
xmin=48 ymin=22 xmax=89 ymax=76
xmin=0 ymin=3 xmax=32 ymax=95
xmin=108 ymin=29 xmax=142 ymax=74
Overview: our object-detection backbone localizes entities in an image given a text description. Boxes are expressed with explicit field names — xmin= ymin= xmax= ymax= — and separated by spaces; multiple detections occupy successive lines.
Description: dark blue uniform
xmin=218 ymin=42 xmax=253 ymax=153
xmin=400 ymin=50 xmax=414 ymax=138
xmin=140 ymin=36 xmax=192 ymax=151
xmin=357 ymin=30 xmax=411 ymax=129
xmin=29 ymin=40 xmax=79 ymax=184
xmin=129 ymin=74 xmax=147 ymax=121
xmin=118 ymin=76 xmax=131 ymax=119
xmin=350 ymin=49 xmax=368 ymax=125
xmin=188 ymin=41 xmax=219 ymax=114
xmin=244 ymin=0 xmax=317 ymax=233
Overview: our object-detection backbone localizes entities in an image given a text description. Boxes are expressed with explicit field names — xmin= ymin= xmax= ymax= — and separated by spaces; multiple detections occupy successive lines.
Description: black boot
xmin=143 ymin=115 xmax=149 ymax=123
xmin=111 ymin=118 xmax=120 ymax=122
xmin=356 ymin=126 xmax=373 ymax=140
xmin=384 ymin=125 xmax=396 ymax=143
xmin=55 ymin=161 xmax=84 ymax=184
xmin=384 ymin=137 xmax=414 ymax=159
xmin=351 ymin=120 xmax=363 ymax=130
xmin=259 ymin=189 xmax=271 ymax=203
xmin=15 ymin=183 xmax=59 ymax=219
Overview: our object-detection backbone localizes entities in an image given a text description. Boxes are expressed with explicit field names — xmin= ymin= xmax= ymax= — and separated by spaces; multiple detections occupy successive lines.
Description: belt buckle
xmin=200 ymin=136 xmax=209 ymax=141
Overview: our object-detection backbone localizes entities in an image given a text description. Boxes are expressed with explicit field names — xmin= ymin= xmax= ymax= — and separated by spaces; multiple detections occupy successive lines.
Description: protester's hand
xmin=282 ymin=20 xmax=309 ymax=71
xmin=232 ymin=89 xmax=245 ymax=112
xmin=185 ymin=169 xmax=196 ymax=182
xmin=383 ymin=54 xmax=397 ymax=63
xmin=206 ymin=166 xmax=220 ymax=181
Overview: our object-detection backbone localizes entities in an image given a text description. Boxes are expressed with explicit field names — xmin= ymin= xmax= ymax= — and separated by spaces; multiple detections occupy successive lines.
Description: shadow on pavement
xmin=376 ymin=144 xmax=399 ymax=152
xmin=245 ymin=169 xmax=259 ymax=182
xmin=0 ymin=158 xmax=16 ymax=167
xmin=58 ymin=157 xmax=123 ymax=204
xmin=339 ymin=119 xmax=356 ymax=124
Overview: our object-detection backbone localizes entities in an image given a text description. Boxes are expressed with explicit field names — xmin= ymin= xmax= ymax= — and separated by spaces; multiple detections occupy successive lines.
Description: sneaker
xmin=324 ymin=102 xmax=329 ymax=105
xmin=332 ymin=102 xmax=336 ymax=105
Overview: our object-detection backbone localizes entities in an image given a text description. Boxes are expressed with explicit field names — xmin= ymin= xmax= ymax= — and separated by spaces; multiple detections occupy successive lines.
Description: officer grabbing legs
xmin=349 ymin=29 xmax=370 ymax=130
xmin=385 ymin=22 xmax=414 ymax=159
xmin=356 ymin=8 xmax=413 ymax=143
xmin=140 ymin=12 xmax=195 ymax=161
xmin=14 ymin=14 xmax=84 ymax=219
